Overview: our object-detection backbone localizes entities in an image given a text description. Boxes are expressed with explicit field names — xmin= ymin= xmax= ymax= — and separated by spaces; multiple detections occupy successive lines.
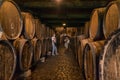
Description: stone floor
xmin=16 ymin=46 xmax=85 ymax=80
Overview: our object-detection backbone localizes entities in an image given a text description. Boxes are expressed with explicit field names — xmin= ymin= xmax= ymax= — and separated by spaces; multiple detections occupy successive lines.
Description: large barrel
xmin=89 ymin=8 xmax=106 ymax=41
xmin=77 ymin=26 xmax=84 ymax=36
xmin=46 ymin=27 xmax=50 ymax=38
xmin=77 ymin=38 xmax=92 ymax=71
xmin=0 ymin=40 xmax=16 ymax=80
xmin=103 ymin=1 xmax=120 ymax=38
xmin=41 ymin=39 xmax=47 ymax=57
xmin=41 ymin=24 xmax=46 ymax=39
xmin=46 ymin=38 xmax=52 ymax=55
xmin=34 ymin=19 xmax=43 ymax=39
xmin=84 ymin=21 xmax=90 ymax=38
xmin=14 ymin=38 xmax=33 ymax=71
xmin=77 ymin=35 xmax=87 ymax=61
xmin=49 ymin=29 xmax=55 ymax=37
xmin=31 ymin=38 xmax=42 ymax=64
xmin=69 ymin=36 xmax=78 ymax=57
xmin=83 ymin=41 xmax=104 ymax=80
xmin=99 ymin=29 xmax=120 ymax=80
xmin=0 ymin=1 xmax=23 ymax=40
xmin=22 ymin=12 xmax=35 ymax=39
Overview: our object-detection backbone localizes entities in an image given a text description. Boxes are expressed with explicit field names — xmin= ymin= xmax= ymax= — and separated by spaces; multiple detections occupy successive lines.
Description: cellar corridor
xmin=17 ymin=46 xmax=85 ymax=80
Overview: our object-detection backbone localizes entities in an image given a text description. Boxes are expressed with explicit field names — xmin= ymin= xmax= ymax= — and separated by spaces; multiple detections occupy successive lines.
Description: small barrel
xmin=0 ymin=40 xmax=16 ymax=80
xmin=99 ymin=29 xmax=120 ymax=80
xmin=22 ymin=12 xmax=35 ymax=39
xmin=89 ymin=8 xmax=106 ymax=41
xmin=14 ymin=38 xmax=33 ymax=71
xmin=31 ymin=38 xmax=42 ymax=64
xmin=103 ymin=1 xmax=120 ymax=38
xmin=83 ymin=41 xmax=105 ymax=80
xmin=0 ymin=1 xmax=23 ymax=40
xmin=77 ymin=38 xmax=92 ymax=71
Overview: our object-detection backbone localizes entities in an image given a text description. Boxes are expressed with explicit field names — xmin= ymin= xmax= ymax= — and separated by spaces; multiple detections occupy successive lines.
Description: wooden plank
xmin=21 ymin=1 xmax=108 ymax=8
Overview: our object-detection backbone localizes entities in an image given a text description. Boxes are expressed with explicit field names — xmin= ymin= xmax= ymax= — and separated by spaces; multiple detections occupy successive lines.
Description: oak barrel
xmin=103 ymin=1 xmax=120 ymax=38
xmin=41 ymin=39 xmax=47 ymax=57
xmin=41 ymin=24 xmax=46 ymax=39
xmin=0 ymin=1 xmax=23 ymax=40
xmin=22 ymin=12 xmax=35 ymax=39
xmin=89 ymin=8 xmax=106 ymax=41
xmin=0 ymin=40 xmax=16 ymax=80
xmin=83 ymin=41 xmax=104 ymax=80
xmin=77 ymin=38 xmax=92 ymax=71
xmin=46 ymin=38 xmax=52 ymax=54
xmin=34 ymin=19 xmax=43 ymax=39
xmin=31 ymin=38 xmax=42 ymax=64
xmin=46 ymin=27 xmax=50 ymax=38
xmin=14 ymin=38 xmax=33 ymax=71
xmin=99 ymin=29 xmax=120 ymax=80
xmin=70 ymin=36 xmax=77 ymax=57
xmin=77 ymin=35 xmax=87 ymax=61
xmin=84 ymin=21 xmax=90 ymax=37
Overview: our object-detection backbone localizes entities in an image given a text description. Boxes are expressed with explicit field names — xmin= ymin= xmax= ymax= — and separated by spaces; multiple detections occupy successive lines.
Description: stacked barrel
xmin=76 ymin=1 xmax=120 ymax=80
xmin=0 ymin=1 xmax=54 ymax=80
xmin=1 ymin=0 xmax=120 ymax=80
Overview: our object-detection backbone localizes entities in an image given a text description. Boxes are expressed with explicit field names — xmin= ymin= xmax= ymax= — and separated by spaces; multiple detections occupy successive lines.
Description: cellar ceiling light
xmin=63 ymin=23 xmax=66 ymax=26
xmin=56 ymin=0 xmax=62 ymax=3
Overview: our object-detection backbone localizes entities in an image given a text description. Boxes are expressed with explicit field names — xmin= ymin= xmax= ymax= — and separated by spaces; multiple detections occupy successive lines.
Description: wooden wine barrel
xmin=77 ymin=27 xmax=82 ymax=35
xmin=50 ymin=29 xmax=55 ymax=38
xmin=41 ymin=39 xmax=47 ymax=57
xmin=77 ymin=35 xmax=87 ymax=61
xmin=41 ymin=24 xmax=46 ymax=39
xmin=77 ymin=38 xmax=92 ymax=71
xmin=69 ymin=36 xmax=77 ymax=56
xmin=103 ymin=1 xmax=120 ymax=39
xmin=84 ymin=21 xmax=90 ymax=37
xmin=72 ymin=35 xmax=82 ymax=59
xmin=0 ymin=1 xmax=23 ymax=40
xmin=99 ymin=29 xmax=120 ymax=80
xmin=89 ymin=8 xmax=106 ymax=41
xmin=22 ymin=12 xmax=35 ymax=39
xmin=83 ymin=40 xmax=105 ymax=80
xmin=34 ymin=19 xmax=43 ymax=39
xmin=46 ymin=38 xmax=52 ymax=54
xmin=14 ymin=38 xmax=33 ymax=71
xmin=0 ymin=40 xmax=16 ymax=80
xmin=46 ymin=27 xmax=50 ymax=38
xmin=31 ymin=38 xmax=42 ymax=64
xmin=48 ymin=38 xmax=52 ymax=52
xmin=74 ymin=36 xmax=78 ymax=57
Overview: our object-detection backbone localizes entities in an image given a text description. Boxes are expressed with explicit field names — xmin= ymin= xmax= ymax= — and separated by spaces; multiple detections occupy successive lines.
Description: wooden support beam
xmin=41 ymin=18 xmax=88 ymax=27
xmin=21 ymin=1 xmax=109 ymax=9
